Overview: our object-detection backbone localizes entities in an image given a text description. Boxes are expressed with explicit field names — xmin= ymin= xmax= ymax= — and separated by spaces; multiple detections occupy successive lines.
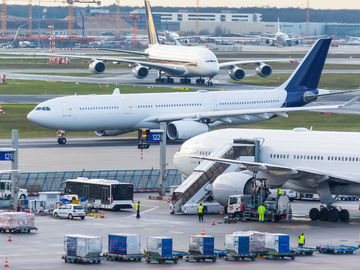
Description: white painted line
xmin=126 ymin=206 xmax=160 ymax=218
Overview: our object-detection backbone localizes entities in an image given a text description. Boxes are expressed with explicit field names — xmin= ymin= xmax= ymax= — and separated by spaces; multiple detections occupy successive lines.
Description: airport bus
xmin=64 ymin=178 xmax=134 ymax=210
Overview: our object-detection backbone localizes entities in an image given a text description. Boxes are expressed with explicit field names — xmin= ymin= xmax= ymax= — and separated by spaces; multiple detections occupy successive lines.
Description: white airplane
xmin=33 ymin=0 xmax=293 ymax=86
xmin=27 ymin=38 xmax=354 ymax=145
xmin=173 ymin=127 xmax=360 ymax=222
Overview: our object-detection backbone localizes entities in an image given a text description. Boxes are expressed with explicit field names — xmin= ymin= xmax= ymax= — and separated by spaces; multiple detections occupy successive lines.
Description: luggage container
xmin=185 ymin=235 xmax=216 ymax=262
xmin=263 ymin=233 xmax=294 ymax=260
xmin=106 ymin=233 xmax=144 ymax=261
xmin=224 ymin=234 xmax=256 ymax=261
xmin=145 ymin=237 xmax=178 ymax=264
xmin=63 ymin=235 xmax=104 ymax=264
xmin=0 ymin=212 xmax=37 ymax=233
xmin=233 ymin=231 xmax=267 ymax=253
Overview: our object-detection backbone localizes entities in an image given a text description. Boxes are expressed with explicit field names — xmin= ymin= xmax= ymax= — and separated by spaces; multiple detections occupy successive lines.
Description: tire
xmin=212 ymin=257 xmax=216 ymax=262
xmin=251 ymin=256 xmax=255 ymax=261
xmin=234 ymin=212 xmax=241 ymax=220
xmin=339 ymin=209 xmax=350 ymax=222
xmin=68 ymin=214 xmax=73 ymax=220
xmin=173 ymin=258 xmax=178 ymax=264
xmin=80 ymin=216 xmax=85 ymax=220
xmin=19 ymin=194 xmax=26 ymax=199
xmin=309 ymin=208 xmax=320 ymax=221
xmin=319 ymin=208 xmax=329 ymax=221
xmin=58 ymin=137 xmax=67 ymax=145
xmin=54 ymin=212 xmax=59 ymax=218
xmin=328 ymin=208 xmax=339 ymax=222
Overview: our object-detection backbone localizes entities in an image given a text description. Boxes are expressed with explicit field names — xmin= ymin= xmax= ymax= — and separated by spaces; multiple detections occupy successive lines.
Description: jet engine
xmin=265 ymin=39 xmax=271 ymax=45
xmin=294 ymin=39 xmax=300 ymax=45
xmin=95 ymin=129 xmax=125 ymax=137
xmin=303 ymin=91 xmax=318 ymax=103
xmin=89 ymin=60 xmax=106 ymax=74
xmin=132 ymin=65 xmax=149 ymax=79
xmin=213 ymin=171 xmax=266 ymax=206
xmin=229 ymin=67 xmax=245 ymax=81
xmin=167 ymin=121 xmax=209 ymax=140
xmin=256 ymin=63 xmax=272 ymax=77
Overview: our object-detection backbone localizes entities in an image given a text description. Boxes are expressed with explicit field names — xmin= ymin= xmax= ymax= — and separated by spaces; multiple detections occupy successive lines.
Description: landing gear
xmin=166 ymin=77 xmax=174 ymax=84
xmin=195 ymin=78 xmax=205 ymax=85
xmin=309 ymin=205 xmax=349 ymax=222
xmin=57 ymin=137 xmax=67 ymax=145
xmin=155 ymin=71 xmax=168 ymax=84
xmin=180 ymin=78 xmax=191 ymax=84
xmin=56 ymin=129 xmax=67 ymax=145
xmin=206 ymin=77 xmax=214 ymax=86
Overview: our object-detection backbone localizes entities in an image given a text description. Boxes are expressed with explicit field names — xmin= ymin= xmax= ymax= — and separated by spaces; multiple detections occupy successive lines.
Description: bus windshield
xmin=112 ymin=184 xmax=133 ymax=200
xmin=0 ymin=182 xmax=6 ymax=191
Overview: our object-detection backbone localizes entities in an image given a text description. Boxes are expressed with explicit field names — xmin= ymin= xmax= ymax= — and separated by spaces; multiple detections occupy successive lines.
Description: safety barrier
xmin=0 ymin=169 xmax=182 ymax=193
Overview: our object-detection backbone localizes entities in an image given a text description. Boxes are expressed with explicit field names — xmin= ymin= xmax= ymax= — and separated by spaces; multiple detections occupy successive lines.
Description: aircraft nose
xmin=27 ymin=110 xmax=35 ymax=122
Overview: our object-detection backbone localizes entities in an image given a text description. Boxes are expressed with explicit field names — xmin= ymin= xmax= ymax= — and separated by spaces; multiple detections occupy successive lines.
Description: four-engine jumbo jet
xmin=33 ymin=0 xmax=294 ymax=86
xmin=27 ymin=38 xmax=357 ymax=145
xmin=173 ymin=127 xmax=360 ymax=222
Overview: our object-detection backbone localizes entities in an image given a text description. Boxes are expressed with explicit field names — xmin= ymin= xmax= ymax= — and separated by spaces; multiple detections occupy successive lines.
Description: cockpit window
xmin=35 ymin=107 xmax=42 ymax=111
xmin=36 ymin=106 xmax=51 ymax=111
xmin=206 ymin=60 xmax=217 ymax=63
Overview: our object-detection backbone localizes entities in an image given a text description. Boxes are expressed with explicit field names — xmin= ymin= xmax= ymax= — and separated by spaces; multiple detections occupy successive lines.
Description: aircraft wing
xmin=145 ymin=97 xmax=359 ymax=122
xmin=190 ymin=155 xmax=357 ymax=185
xmin=100 ymin=48 xmax=149 ymax=56
xmin=219 ymin=58 xmax=296 ymax=69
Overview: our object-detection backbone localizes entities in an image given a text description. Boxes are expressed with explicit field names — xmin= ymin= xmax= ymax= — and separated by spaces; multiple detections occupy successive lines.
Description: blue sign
xmin=147 ymin=132 xmax=162 ymax=142
xmin=0 ymin=151 xmax=13 ymax=161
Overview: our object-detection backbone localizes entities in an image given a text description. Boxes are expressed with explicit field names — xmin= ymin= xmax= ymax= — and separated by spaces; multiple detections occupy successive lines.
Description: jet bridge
xmin=170 ymin=139 xmax=260 ymax=214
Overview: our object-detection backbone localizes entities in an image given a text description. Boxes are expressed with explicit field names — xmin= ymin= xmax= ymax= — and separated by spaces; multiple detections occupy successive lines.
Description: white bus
xmin=64 ymin=178 xmax=134 ymax=210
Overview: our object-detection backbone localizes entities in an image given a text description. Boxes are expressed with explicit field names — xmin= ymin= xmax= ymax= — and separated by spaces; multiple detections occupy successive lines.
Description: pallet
xmin=105 ymin=252 xmax=144 ymax=262
xmin=62 ymin=255 xmax=104 ymax=264
xmin=316 ymin=245 xmax=358 ymax=254
xmin=185 ymin=254 xmax=217 ymax=262
xmin=290 ymin=247 xmax=315 ymax=256
xmin=0 ymin=227 xmax=38 ymax=233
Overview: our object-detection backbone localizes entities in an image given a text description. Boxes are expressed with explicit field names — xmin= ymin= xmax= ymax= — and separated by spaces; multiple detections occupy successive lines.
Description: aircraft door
xmin=62 ymin=102 xmax=72 ymax=117
xmin=122 ymin=99 xmax=132 ymax=114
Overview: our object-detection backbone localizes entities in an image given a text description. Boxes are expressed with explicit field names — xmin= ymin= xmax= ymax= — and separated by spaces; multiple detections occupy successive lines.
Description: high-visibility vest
xmin=298 ymin=235 xmax=305 ymax=244
xmin=136 ymin=203 xmax=140 ymax=211
xmin=198 ymin=205 xmax=204 ymax=214
xmin=258 ymin=205 xmax=265 ymax=213
xmin=277 ymin=189 xmax=283 ymax=195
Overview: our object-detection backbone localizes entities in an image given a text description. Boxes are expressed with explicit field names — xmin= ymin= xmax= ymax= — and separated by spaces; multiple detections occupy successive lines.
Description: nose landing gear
xmin=206 ymin=77 xmax=213 ymax=86
xmin=56 ymin=129 xmax=67 ymax=145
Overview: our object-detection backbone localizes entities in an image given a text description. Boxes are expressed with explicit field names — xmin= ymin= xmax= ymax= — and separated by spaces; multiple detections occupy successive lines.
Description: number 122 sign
xmin=0 ymin=152 xmax=13 ymax=161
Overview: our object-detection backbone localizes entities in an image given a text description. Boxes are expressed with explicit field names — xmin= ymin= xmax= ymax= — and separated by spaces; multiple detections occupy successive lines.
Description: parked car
xmin=53 ymin=204 xmax=86 ymax=220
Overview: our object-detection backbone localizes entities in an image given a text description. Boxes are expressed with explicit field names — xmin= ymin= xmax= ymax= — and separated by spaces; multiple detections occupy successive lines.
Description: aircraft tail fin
xmin=277 ymin=17 xmax=281 ymax=32
xmin=144 ymin=0 xmax=159 ymax=46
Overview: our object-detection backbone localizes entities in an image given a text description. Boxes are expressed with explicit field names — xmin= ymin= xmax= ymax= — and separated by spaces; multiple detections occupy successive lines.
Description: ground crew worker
xmin=277 ymin=188 xmax=283 ymax=198
xmin=198 ymin=203 xmax=204 ymax=222
xmin=258 ymin=204 xmax=265 ymax=222
xmin=298 ymin=233 xmax=305 ymax=247
xmin=136 ymin=201 xmax=140 ymax=218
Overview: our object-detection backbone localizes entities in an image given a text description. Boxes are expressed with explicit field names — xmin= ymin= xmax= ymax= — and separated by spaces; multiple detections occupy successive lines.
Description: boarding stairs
xmin=170 ymin=139 xmax=260 ymax=214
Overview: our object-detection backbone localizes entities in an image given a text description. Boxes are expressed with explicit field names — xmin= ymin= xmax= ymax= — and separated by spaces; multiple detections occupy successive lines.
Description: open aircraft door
xmin=62 ymin=102 xmax=72 ymax=117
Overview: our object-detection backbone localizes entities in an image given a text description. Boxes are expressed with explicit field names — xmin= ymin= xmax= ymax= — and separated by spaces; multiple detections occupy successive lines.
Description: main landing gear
xmin=309 ymin=205 xmax=350 ymax=222
xmin=155 ymin=71 xmax=175 ymax=84
xmin=195 ymin=78 xmax=205 ymax=85
xmin=56 ymin=129 xmax=67 ymax=145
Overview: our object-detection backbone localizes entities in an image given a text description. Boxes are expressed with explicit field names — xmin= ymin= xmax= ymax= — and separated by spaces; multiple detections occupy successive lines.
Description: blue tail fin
xmin=281 ymin=38 xmax=331 ymax=106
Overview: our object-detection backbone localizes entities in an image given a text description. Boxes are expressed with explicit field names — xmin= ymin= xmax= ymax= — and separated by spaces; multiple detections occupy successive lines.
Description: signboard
xmin=147 ymin=131 xmax=162 ymax=142
xmin=0 ymin=151 xmax=13 ymax=161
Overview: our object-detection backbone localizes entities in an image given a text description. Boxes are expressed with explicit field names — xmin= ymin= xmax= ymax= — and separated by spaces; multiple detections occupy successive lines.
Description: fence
xmin=0 ymin=169 xmax=182 ymax=193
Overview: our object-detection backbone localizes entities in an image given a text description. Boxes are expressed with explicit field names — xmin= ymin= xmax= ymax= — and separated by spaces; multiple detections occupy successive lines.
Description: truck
xmin=0 ymin=180 xmax=27 ymax=200
xmin=226 ymin=194 xmax=292 ymax=222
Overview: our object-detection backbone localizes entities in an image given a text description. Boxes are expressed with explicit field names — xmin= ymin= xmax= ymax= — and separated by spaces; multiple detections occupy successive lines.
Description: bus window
xmin=112 ymin=184 xmax=133 ymax=200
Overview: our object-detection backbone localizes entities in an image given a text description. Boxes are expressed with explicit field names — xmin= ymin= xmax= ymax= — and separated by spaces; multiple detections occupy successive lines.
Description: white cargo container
xmin=233 ymin=231 xmax=267 ymax=252
xmin=265 ymin=233 xmax=290 ymax=254
xmin=108 ymin=233 xmax=141 ymax=255
xmin=189 ymin=235 xmax=215 ymax=255
xmin=64 ymin=235 xmax=102 ymax=258
xmin=146 ymin=237 xmax=173 ymax=257
xmin=225 ymin=234 xmax=251 ymax=255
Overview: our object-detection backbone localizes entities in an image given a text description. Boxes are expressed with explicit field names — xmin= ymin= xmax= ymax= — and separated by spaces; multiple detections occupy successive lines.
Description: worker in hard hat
xmin=198 ymin=203 xmax=204 ymax=222
xmin=257 ymin=204 xmax=266 ymax=222
xmin=298 ymin=233 xmax=305 ymax=247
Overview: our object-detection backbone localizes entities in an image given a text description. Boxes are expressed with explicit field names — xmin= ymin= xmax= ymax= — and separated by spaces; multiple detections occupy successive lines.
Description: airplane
xmin=31 ymin=0 xmax=294 ymax=86
xmin=173 ymin=127 xmax=360 ymax=222
xmin=27 ymin=38 xmax=356 ymax=145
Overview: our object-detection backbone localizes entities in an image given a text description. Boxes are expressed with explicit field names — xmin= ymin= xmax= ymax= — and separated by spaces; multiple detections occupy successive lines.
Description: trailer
xmin=262 ymin=252 xmax=295 ymax=260
xmin=225 ymin=253 xmax=256 ymax=261
xmin=105 ymin=252 xmax=144 ymax=262
xmin=290 ymin=247 xmax=315 ymax=256
xmin=316 ymin=245 xmax=358 ymax=254
xmin=62 ymin=254 xmax=104 ymax=264
xmin=0 ymin=226 xmax=37 ymax=233
xmin=144 ymin=252 xmax=179 ymax=264
xmin=185 ymin=253 xmax=217 ymax=262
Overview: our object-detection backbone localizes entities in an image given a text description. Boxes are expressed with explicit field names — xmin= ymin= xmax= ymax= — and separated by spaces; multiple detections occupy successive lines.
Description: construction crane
xmin=121 ymin=13 xmax=142 ymax=45
xmin=28 ymin=0 xmax=32 ymax=36
xmin=67 ymin=0 xmax=101 ymax=35
xmin=115 ymin=0 xmax=120 ymax=38
xmin=195 ymin=0 xmax=199 ymax=35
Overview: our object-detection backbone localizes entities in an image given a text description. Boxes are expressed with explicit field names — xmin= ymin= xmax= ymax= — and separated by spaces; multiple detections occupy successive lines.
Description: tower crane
xmin=66 ymin=0 xmax=100 ymax=35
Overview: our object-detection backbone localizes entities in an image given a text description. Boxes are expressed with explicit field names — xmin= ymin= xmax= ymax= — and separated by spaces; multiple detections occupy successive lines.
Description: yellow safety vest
xmin=258 ymin=205 xmax=265 ymax=213
xmin=198 ymin=205 xmax=204 ymax=214
xmin=136 ymin=203 xmax=140 ymax=211
xmin=298 ymin=235 xmax=305 ymax=244
xmin=277 ymin=189 xmax=283 ymax=195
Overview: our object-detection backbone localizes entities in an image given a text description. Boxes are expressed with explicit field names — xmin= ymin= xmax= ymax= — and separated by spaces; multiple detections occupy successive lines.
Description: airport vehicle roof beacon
xmin=173 ymin=127 xmax=360 ymax=221
xmin=33 ymin=0 xmax=293 ymax=86
xmin=27 ymin=38 xmax=355 ymax=145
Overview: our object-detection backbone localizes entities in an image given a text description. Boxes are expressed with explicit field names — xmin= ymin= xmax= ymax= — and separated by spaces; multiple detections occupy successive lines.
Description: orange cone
xmin=200 ymin=227 xmax=205 ymax=235
xmin=100 ymin=211 xmax=104 ymax=218
xmin=167 ymin=197 xmax=170 ymax=203
xmin=8 ymin=233 xmax=12 ymax=242
xmin=220 ymin=209 xmax=224 ymax=216
xmin=4 ymin=257 xmax=9 ymax=267
xmin=211 ymin=219 xmax=215 ymax=226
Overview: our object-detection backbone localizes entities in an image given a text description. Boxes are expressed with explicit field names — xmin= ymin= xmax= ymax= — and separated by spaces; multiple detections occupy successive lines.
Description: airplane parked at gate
xmin=32 ymin=0 xmax=294 ymax=86
xmin=173 ymin=127 xmax=360 ymax=222
xmin=27 ymin=38 xmax=355 ymax=145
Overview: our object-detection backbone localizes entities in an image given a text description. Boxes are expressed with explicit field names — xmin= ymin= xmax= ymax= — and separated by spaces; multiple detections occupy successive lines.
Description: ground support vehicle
xmin=62 ymin=254 xmax=105 ymax=264
xmin=316 ymin=245 xmax=358 ymax=254
xmin=290 ymin=247 xmax=315 ymax=256
xmin=105 ymin=252 xmax=145 ymax=262
xmin=0 ymin=226 xmax=37 ymax=233
xmin=144 ymin=251 xmax=179 ymax=264
xmin=184 ymin=253 xmax=217 ymax=262
xmin=0 ymin=180 xmax=27 ymax=200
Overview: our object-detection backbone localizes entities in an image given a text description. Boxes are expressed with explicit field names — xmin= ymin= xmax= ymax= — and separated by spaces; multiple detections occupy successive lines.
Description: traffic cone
xmin=100 ymin=211 xmax=104 ymax=218
xmin=8 ymin=233 xmax=12 ymax=242
xmin=220 ymin=209 xmax=224 ymax=216
xmin=167 ymin=197 xmax=170 ymax=203
xmin=200 ymin=227 xmax=205 ymax=235
xmin=4 ymin=257 xmax=9 ymax=267
xmin=211 ymin=219 xmax=215 ymax=226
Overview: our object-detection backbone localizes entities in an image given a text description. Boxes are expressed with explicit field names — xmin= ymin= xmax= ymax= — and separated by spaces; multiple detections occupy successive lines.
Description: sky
xmin=12 ymin=0 xmax=360 ymax=9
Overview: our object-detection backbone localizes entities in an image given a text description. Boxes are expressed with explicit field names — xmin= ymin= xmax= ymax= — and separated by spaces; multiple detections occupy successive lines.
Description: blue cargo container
xmin=147 ymin=237 xmax=173 ymax=258
xmin=108 ymin=234 xmax=140 ymax=255
xmin=189 ymin=235 xmax=215 ymax=255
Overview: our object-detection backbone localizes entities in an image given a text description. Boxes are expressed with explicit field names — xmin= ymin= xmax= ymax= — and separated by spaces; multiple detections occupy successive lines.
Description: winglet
xmin=340 ymin=96 xmax=360 ymax=107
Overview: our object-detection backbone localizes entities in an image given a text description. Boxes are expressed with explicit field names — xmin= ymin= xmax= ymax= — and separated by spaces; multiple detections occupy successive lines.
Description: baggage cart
xmin=62 ymin=254 xmax=105 ymax=264
xmin=262 ymin=252 xmax=295 ymax=260
xmin=144 ymin=251 xmax=179 ymax=264
xmin=105 ymin=252 xmax=144 ymax=262
xmin=316 ymin=245 xmax=358 ymax=254
xmin=290 ymin=247 xmax=315 ymax=256
xmin=185 ymin=253 xmax=217 ymax=262
xmin=0 ymin=226 xmax=37 ymax=233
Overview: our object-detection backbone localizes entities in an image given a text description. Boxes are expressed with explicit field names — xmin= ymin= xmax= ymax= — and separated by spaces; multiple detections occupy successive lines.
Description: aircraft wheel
xmin=339 ymin=209 xmax=350 ymax=222
xmin=328 ymin=208 xmax=339 ymax=222
xmin=319 ymin=207 xmax=329 ymax=221
xmin=309 ymin=208 xmax=319 ymax=221
xmin=58 ymin=137 xmax=67 ymax=145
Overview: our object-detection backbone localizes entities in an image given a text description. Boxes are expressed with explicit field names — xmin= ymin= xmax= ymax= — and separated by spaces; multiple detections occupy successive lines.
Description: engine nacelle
xmin=294 ymin=39 xmax=300 ymax=45
xmin=132 ymin=65 xmax=149 ymax=79
xmin=256 ymin=63 xmax=272 ymax=78
xmin=265 ymin=39 xmax=271 ymax=45
xmin=167 ymin=121 xmax=209 ymax=141
xmin=229 ymin=67 xmax=245 ymax=81
xmin=303 ymin=91 xmax=318 ymax=103
xmin=95 ymin=129 xmax=125 ymax=137
xmin=89 ymin=60 xmax=106 ymax=74
xmin=212 ymin=171 xmax=254 ymax=206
